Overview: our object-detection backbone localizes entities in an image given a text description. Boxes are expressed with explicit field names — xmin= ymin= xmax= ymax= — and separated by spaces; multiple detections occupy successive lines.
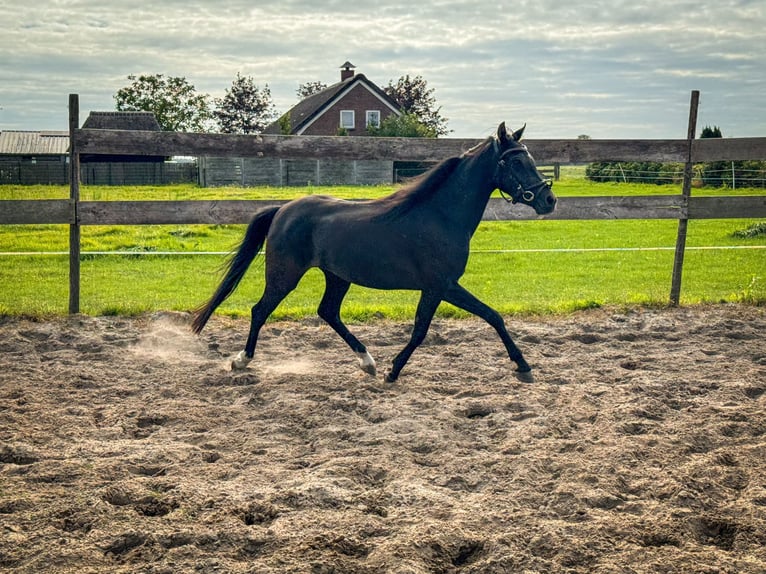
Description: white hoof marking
xmin=231 ymin=350 xmax=252 ymax=370
xmin=356 ymin=351 xmax=377 ymax=376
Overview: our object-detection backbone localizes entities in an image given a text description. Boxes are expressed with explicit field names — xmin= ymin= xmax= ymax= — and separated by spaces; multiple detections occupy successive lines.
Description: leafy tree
xmin=214 ymin=73 xmax=277 ymax=134
xmin=297 ymin=81 xmax=328 ymax=99
xmin=115 ymin=74 xmax=211 ymax=132
xmin=277 ymin=112 xmax=292 ymax=135
xmin=367 ymin=112 xmax=437 ymax=138
xmin=383 ymin=75 xmax=449 ymax=136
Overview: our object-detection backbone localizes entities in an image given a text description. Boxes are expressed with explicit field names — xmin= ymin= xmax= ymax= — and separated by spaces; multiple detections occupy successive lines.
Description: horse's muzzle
xmin=533 ymin=183 xmax=557 ymax=215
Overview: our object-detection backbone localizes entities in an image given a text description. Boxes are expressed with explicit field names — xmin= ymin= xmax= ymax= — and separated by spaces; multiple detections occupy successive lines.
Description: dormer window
xmin=366 ymin=110 xmax=381 ymax=128
xmin=340 ymin=110 xmax=355 ymax=130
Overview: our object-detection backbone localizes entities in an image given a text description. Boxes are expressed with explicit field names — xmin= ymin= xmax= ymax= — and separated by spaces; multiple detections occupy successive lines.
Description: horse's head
xmin=493 ymin=122 xmax=557 ymax=215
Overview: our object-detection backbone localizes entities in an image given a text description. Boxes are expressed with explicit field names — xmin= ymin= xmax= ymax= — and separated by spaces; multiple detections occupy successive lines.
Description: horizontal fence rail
xmin=71 ymin=128 xmax=766 ymax=163
xmin=0 ymin=92 xmax=764 ymax=314
xmin=4 ymin=195 xmax=765 ymax=226
xmin=72 ymin=128 xmax=690 ymax=162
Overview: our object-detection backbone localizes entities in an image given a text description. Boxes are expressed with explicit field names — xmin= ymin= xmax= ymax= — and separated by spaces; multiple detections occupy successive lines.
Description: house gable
xmin=265 ymin=65 xmax=402 ymax=136
xmin=297 ymin=78 xmax=401 ymax=135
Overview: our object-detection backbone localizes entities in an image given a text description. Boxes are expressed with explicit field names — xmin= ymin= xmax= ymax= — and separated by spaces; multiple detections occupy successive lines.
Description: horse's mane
xmin=374 ymin=138 xmax=491 ymax=221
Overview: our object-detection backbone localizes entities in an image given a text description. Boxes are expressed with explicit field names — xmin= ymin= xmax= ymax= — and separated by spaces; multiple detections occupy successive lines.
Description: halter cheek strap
xmin=495 ymin=146 xmax=538 ymax=204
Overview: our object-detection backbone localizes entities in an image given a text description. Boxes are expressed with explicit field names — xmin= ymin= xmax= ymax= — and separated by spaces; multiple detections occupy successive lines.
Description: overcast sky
xmin=1 ymin=0 xmax=764 ymax=139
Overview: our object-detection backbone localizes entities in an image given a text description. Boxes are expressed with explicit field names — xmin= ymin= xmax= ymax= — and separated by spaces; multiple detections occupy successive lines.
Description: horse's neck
xmin=445 ymin=152 xmax=496 ymax=235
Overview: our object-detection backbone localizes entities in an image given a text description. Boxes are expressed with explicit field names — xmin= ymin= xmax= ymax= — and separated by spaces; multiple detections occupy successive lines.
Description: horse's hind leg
xmin=233 ymin=265 xmax=303 ymax=370
xmin=443 ymin=283 xmax=532 ymax=380
xmin=318 ymin=271 xmax=376 ymax=375
xmin=385 ymin=291 xmax=442 ymax=383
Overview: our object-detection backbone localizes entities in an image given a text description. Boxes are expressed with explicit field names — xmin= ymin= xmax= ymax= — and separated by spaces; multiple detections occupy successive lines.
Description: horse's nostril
xmin=546 ymin=195 xmax=555 ymax=205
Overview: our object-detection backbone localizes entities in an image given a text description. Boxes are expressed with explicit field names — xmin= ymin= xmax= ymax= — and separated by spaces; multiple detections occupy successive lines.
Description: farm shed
xmin=1 ymin=113 xmax=196 ymax=186
xmin=80 ymin=111 xmax=162 ymax=160
xmin=201 ymin=63 xmax=400 ymax=187
xmin=79 ymin=111 xmax=196 ymax=185
xmin=0 ymin=130 xmax=69 ymax=184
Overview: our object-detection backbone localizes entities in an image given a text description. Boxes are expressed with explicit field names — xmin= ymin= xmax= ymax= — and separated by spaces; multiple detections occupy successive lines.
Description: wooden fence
xmin=1 ymin=92 xmax=765 ymax=313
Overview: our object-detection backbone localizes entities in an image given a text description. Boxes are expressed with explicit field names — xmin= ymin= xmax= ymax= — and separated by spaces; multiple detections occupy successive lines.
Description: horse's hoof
xmin=383 ymin=371 xmax=397 ymax=384
xmin=356 ymin=351 xmax=377 ymax=377
xmin=230 ymin=351 xmax=251 ymax=371
xmin=514 ymin=369 xmax=534 ymax=384
xmin=362 ymin=364 xmax=377 ymax=376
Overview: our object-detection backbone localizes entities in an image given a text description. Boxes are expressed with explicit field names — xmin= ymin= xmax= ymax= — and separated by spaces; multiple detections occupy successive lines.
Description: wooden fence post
xmin=669 ymin=90 xmax=700 ymax=306
xmin=68 ymin=94 xmax=81 ymax=314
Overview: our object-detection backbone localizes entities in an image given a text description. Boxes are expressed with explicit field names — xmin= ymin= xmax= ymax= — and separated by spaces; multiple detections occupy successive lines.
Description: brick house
xmin=200 ymin=63 xmax=404 ymax=186
xmin=264 ymin=62 xmax=402 ymax=136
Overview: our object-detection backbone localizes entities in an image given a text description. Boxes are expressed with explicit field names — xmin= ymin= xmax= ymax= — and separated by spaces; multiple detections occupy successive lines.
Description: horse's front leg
xmin=385 ymin=292 xmax=442 ymax=383
xmin=318 ymin=271 xmax=377 ymax=376
xmin=443 ymin=283 xmax=533 ymax=382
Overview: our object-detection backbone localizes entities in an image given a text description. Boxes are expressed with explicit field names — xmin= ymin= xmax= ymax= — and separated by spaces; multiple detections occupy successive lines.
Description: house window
xmin=366 ymin=110 xmax=381 ymax=128
xmin=340 ymin=110 xmax=355 ymax=130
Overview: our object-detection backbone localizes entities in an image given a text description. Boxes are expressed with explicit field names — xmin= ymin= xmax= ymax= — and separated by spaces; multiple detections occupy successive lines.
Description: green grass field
xmin=1 ymin=173 xmax=764 ymax=319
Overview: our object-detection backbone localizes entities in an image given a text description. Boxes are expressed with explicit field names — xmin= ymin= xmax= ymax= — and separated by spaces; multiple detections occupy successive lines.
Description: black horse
xmin=192 ymin=122 xmax=556 ymax=382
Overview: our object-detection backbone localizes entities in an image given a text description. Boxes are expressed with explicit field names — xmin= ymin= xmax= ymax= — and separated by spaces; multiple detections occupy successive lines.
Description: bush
xmin=698 ymin=160 xmax=766 ymax=188
xmin=732 ymin=222 xmax=766 ymax=239
xmin=586 ymin=161 xmax=684 ymax=184
xmin=366 ymin=113 xmax=437 ymax=138
xmin=586 ymin=159 xmax=766 ymax=187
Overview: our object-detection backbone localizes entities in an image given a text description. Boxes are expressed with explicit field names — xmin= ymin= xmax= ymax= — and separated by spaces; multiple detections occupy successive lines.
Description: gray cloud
xmin=1 ymin=0 xmax=763 ymax=138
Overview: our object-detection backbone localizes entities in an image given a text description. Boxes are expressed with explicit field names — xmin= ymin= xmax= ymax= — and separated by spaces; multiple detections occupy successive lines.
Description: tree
xmin=214 ymin=73 xmax=277 ymax=134
xmin=700 ymin=125 xmax=722 ymax=139
xmin=367 ymin=112 xmax=437 ymax=137
xmin=383 ymin=75 xmax=449 ymax=136
xmin=698 ymin=125 xmax=725 ymax=186
xmin=115 ymin=74 xmax=211 ymax=132
xmin=277 ymin=112 xmax=292 ymax=135
xmin=297 ymin=81 xmax=328 ymax=99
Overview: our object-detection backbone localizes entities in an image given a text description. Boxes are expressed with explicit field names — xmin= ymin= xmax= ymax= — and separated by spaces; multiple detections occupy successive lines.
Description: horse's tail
xmin=191 ymin=206 xmax=280 ymax=334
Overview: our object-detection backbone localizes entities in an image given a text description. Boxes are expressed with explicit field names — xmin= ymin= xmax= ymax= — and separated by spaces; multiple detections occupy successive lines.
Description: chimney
xmin=340 ymin=61 xmax=356 ymax=81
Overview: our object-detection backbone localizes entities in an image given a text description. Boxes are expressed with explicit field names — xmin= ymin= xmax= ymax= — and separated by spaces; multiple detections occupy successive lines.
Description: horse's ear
xmin=497 ymin=122 xmax=509 ymax=144
xmin=512 ymin=123 xmax=526 ymax=141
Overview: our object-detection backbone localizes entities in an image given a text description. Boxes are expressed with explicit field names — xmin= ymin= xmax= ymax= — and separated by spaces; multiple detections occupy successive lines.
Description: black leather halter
xmin=494 ymin=144 xmax=552 ymax=204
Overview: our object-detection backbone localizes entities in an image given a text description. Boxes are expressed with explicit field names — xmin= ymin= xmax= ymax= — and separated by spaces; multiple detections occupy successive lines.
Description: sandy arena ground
xmin=1 ymin=305 xmax=765 ymax=573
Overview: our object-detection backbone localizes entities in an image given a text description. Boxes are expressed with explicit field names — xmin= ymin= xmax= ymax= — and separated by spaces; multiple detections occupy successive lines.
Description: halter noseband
xmin=494 ymin=143 xmax=551 ymax=204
